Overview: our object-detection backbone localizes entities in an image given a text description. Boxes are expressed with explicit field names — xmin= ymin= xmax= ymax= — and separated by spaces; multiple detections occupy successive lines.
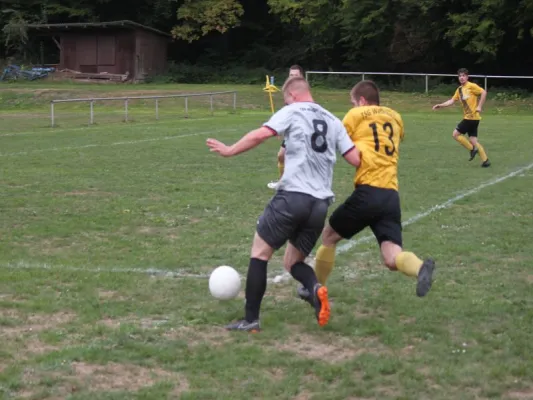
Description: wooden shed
xmin=27 ymin=20 xmax=171 ymax=81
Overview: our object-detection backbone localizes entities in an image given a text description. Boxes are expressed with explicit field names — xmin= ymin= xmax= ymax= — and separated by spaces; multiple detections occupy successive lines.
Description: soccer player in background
xmin=298 ymin=81 xmax=435 ymax=304
xmin=432 ymin=68 xmax=491 ymax=167
xmin=267 ymin=64 xmax=305 ymax=190
xmin=207 ymin=77 xmax=361 ymax=332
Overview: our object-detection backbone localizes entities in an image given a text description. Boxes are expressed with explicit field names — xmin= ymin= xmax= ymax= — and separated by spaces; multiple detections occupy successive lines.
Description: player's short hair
xmin=457 ymin=68 xmax=469 ymax=75
xmin=282 ymin=76 xmax=309 ymax=93
xmin=289 ymin=64 xmax=304 ymax=76
xmin=351 ymin=80 xmax=380 ymax=105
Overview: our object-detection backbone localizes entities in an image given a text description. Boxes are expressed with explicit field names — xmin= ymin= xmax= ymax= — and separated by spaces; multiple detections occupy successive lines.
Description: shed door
xmin=76 ymin=35 xmax=116 ymax=73
xmin=77 ymin=36 xmax=97 ymax=72
xmin=97 ymin=36 xmax=115 ymax=66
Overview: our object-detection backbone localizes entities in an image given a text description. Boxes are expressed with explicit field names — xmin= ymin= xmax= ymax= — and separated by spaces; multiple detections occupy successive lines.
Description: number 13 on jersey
xmin=369 ymin=122 xmax=397 ymax=156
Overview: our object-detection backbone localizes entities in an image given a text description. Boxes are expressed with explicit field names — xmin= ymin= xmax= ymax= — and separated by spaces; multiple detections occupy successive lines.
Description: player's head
xmin=350 ymin=80 xmax=380 ymax=107
xmin=288 ymin=65 xmax=304 ymax=78
xmin=282 ymin=77 xmax=312 ymax=105
xmin=457 ymin=68 xmax=469 ymax=84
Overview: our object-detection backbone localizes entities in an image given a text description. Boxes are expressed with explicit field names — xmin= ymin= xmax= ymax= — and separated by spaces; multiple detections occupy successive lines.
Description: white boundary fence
xmin=305 ymin=71 xmax=533 ymax=93
xmin=50 ymin=91 xmax=237 ymax=127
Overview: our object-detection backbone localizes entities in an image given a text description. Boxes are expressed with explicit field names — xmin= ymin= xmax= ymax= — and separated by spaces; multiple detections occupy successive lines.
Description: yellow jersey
xmin=452 ymin=81 xmax=484 ymax=120
xmin=342 ymin=106 xmax=404 ymax=191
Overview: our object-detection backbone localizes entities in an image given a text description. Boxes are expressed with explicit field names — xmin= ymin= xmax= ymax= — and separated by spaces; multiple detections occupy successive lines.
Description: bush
xmin=147 ymin=62 xmax=275 ymax=85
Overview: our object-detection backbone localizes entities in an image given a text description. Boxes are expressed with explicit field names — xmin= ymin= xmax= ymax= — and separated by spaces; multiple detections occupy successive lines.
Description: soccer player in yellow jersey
xmin=298 ymin=81 xmax=435 ymax=303
xmin=433 ymin=68 xmax=491 ymax=167
xmin=267 ymin=65 xmax=305 ymax=189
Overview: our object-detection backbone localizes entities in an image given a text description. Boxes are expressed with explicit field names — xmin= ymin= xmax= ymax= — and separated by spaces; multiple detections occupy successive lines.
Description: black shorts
xmin=456 ymin=119 xmax=480 ymax=137
xmin=257 ymin=190 xmax=329 ymax=256
xmin=329 ymin=185 xmax=402 ymax=247
xmin=281 ymin=139 xmax=286 ymax=148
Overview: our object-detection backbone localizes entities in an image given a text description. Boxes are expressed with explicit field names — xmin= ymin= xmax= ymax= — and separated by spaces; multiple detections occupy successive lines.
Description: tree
xmin=171 ymin=0 xmax=244 ymax=42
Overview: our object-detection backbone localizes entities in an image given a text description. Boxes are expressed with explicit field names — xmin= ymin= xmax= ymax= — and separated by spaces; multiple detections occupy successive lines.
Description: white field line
xmin=0 ymin=126 xmax=247 ymax=157
xmin=338 ymin=161 xmax=533 ymax=252
xmin=0 ymin=261 xmax=210 ymax=278
xmin=2 ymin=161 xmax=533 ymax=280
xmin=271 ymin=161 xmax=533 ymax=282
xmin=0 ymin=113 xmax=262 ymax=138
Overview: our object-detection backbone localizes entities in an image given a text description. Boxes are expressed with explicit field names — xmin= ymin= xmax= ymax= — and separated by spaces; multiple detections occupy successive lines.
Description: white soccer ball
xmin=209 ymin=265 xmax=241 ymax=300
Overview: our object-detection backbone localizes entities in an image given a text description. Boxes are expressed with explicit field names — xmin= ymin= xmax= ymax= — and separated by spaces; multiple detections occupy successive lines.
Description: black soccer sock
xmin=290 ymin=262 xmax=318 ymax=293
xmin=244 ymin=258 xmax=268 ymax=322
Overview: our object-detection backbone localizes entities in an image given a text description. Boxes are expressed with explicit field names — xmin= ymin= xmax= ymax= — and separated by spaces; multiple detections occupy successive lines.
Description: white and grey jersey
xmin=264 ymin=102 xmax=354 ymax=201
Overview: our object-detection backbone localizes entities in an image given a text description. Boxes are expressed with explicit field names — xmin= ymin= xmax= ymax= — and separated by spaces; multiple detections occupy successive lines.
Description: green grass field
xmin=1 ymin=82 xmax=533 ymax=399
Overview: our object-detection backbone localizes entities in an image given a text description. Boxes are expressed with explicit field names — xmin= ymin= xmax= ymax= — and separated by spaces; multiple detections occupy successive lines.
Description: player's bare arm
xmin=342 ymin=146 xmax=361 ymax=167
xmin=477 ymin=89 xmax=487 ymax=113
xmin=206 ymin=126 xmax=275 ymax=157
xmin=433 ymin=98 xmax=455 ymax=110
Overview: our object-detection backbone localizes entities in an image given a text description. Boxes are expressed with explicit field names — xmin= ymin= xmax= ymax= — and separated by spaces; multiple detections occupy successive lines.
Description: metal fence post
xmin=425 ymin=75 xmax=429 ymax=94
xmin=484 ymin=76 xmax=488 ymax=91
xmin=362 ymin=73 xmax=365 ymax=81
xmin=124 ymin=98 xmax=128 ymax=122
xmin=233 ymin=92 xmax=237 ymax=112
xmin=90 ymin=100 xmax=94 ymax=124
xmin=50 ymin=101 xmax=55 ymax=127
xmin=210 ymin=95 xmax=213 ymax=115
xmin=185 ymin=97 xmax=188 ymax=118
xmin=155 ymin=99 xmax=159 ymax=120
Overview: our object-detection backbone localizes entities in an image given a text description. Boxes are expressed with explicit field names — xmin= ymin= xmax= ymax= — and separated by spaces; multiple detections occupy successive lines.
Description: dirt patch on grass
xmin=25 ymin=339 xmax=61 ymax=355
xmin=275 ymin=331 xmax=389 ymax=364
xmin=164 ymin=325 xmax=232 ymax=348
xmin=98 ymin=290 xmax=118 ymax=299
xmin=293 ymin=390 xmax=314 ymax=400
xmin=72 ymin=362 xmax=187 ymax=391
xmin=99 ymin=318 xmax=121 ymax=329
xmin=1 ymin=311 xmax=75 ymax=337
xmin=135 ymin=226 xmax=181 ymax=240
xmin=19 ymin=362 xmax=189 ymax=397
xmin=507 ymin=389 xmax=533 ymax=399
xmin=61 ymin=190 xmax=116 ymax=197
xmin=98 ymin=290 xmax=127 ymax=301
xmin=98 ymin=315 xmax=169 ymax=330
xmin=266 ymin=368 xmax=285 ymax=382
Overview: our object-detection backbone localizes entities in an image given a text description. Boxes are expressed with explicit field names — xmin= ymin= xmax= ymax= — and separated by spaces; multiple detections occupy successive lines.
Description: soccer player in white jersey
xmin=206 ymin=77 xmax=361 ymax=332
xmin=267 ymin=65 xmax=305 ymax=190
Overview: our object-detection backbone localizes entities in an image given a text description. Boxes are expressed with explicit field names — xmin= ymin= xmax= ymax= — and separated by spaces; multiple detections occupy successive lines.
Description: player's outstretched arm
xmin=206 ymin=127 xmax=276 ymax=157
xmin=432 ymin=98 xmax=455 ymax=110
xmin=342 ymin=146 xmax=361 ymax=167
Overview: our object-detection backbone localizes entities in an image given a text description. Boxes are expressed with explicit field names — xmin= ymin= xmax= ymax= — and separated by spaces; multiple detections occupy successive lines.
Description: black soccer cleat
xmin=469 ymin=146 xmax=479 ymax=161
xmin=297 ymin=285 xmax=314 ymax=307
xmin=416 ymin=259 xmax=436 ymax=297
xmin=225 ymin=319 xmax=260 ymax=332
xmin=481 ymin=159 xmax=491 ymax=168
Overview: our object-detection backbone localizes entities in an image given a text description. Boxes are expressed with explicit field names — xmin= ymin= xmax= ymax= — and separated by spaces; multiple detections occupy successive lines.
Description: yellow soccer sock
xmin=277 ymin=161 xmax=284 ymax=179
xmin=315 ymin=245 xmax=336 ymax=285
xmin=455 ymin=135 xmax=474 ymax=150
xmin=395 ymin=251 xmax=423 ymax=278
xmin=476 ymin=142 xmax=488 ymax=161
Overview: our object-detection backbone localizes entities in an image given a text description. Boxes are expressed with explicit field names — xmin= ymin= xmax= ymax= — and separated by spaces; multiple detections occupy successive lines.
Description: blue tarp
xmin=0 ymin=65 xmax=54 ymax=81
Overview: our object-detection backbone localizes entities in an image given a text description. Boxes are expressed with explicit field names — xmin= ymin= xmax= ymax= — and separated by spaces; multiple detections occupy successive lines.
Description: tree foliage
xmin=1 ymin=0 xmax=532 ymax=74
xmin=171 ymin=0 xmax=244 ymax=42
